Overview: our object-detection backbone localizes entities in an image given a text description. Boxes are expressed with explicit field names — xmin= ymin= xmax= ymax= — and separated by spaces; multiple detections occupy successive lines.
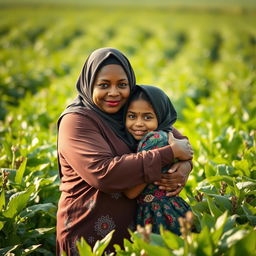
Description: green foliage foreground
xmin=0 ymin=4 xmax=256 ymax=255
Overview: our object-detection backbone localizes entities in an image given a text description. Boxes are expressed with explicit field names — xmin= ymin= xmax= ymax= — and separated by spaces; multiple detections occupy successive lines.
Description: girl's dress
xmin=136 ymin=130 xmax=191 ymax=235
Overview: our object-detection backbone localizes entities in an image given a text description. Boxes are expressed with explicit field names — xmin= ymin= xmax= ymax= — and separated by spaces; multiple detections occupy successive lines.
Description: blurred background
xmin=0 ymin=0 xmax=255 ymax=255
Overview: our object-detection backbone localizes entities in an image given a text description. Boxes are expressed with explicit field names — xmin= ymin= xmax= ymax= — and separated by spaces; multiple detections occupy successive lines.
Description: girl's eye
xmin=119 ymin=83 xmax=129 ymax=88
xmin=127 ymin=114 xmax=135 ymax=119
xmin=144 ymin=116 xmax=153 ymax=120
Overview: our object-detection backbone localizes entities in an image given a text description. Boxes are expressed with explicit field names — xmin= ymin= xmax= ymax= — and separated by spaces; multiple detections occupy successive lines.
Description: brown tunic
xmin=56 ymin=110 xmax=184 ymax=255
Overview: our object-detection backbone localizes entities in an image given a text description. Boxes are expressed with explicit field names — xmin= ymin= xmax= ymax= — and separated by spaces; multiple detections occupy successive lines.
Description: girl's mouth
xmin=133 ymin=130 xmax=147 ymax=136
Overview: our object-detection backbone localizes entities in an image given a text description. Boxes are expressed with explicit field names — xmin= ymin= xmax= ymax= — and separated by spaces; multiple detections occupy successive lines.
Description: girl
xmin=124 ymin=85 xmax=192 ymax=235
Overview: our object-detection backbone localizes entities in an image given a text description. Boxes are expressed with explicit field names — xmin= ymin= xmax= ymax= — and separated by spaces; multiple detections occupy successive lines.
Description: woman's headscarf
xmin=58 ymin=47 xmax=136 ymax=148
xmin=126 ymin=85 xmax=177 ymax=132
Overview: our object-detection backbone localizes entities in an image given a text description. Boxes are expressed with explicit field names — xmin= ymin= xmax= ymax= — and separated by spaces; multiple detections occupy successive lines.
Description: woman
xmin=56 ymin=47 xmax=193 ymax=255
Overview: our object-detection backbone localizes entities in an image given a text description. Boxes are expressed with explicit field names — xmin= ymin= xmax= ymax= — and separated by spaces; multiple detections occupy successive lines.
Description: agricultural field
xmin=0 ymin=2 xmax=256 ymax=255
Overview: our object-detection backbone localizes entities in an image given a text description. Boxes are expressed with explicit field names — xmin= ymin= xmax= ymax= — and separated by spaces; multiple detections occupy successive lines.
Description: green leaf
xmin=201 ymin=213 xmax=215 ymax=230
xmin=142 ymin=243 xmax=173 ymax=256
xmin=160 ymin=226 xmax=184 ymax=250
xmin=233 ymin=159 xmax=250 ymax=176
xmin=236 ymin=181 xmax=256 ymax=191
xmin=15 ymin=157 xmax=27 ymax=184
xmin=93 ymin=229 xmax=115 ymax=256
xmin=215 ymin=211 xmax=228 ymax=230
xmin=207 ymin=194 xmax=232 ymax=212
xmin=123 ymin=238 xmax=135 ymax=252
xmin=0 ymin=245 xmax=20 ymax=256
xmin=191 ymin=201 xmax=209 ymax=216
xmin=223 ymin=215 xmax=237 ymax=233
xmin=0 ymin=221 xmax=5 ymax=231
xmin=19 ymin=203 xmax=56 ymax=218
xmin=206 ymin=196 xmax=223 ymax=218
xmin=150 ymin=232 xmax=166 ymax=247
xmin=216 ymin=164 xmax=235 ymax=176
xmin=219 ymin=228 xmax=250 ymax=251
xmin=0 ymin=189 xmax=5 ymax=210
xmin=241 ymin=203 xmax=256 ymax=225
xmin=2 ymin=185 xmax=35 ymax=218
xmin=195 ymin=226 xmax=213 ymax=256
xmin=21 ymin=244 xmax=41 ymax=256
xmin=76 ymin=237 xmax=93 ymax=256
xmin=26 ymin=227 xmax=55 ymax=239
xmin=132 ymin=234 xmax=173 ymax=256
xmin=242 ymin=202 xmax=256 ymax=215
xmin=212 ymin=211 xmax=228 ymax=245
xmin=226 ymin=229 xmax=256 ymax=255
xmin=205 ymin=175 xmax=234 ymax=187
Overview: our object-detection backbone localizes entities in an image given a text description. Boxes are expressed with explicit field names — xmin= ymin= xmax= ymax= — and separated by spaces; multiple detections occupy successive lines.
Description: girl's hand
xmin=168 ymin=132 xmax=193 ymax=160
xmin=154 ymin=161 xmax=192 ymax=196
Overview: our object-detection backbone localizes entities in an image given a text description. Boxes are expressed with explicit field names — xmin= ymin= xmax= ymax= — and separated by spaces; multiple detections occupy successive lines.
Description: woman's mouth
xmin=105 ymin=101 xmax=120 ymax=107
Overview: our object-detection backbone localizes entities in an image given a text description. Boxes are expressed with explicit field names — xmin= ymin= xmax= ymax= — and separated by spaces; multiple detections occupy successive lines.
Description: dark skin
xmin=156 ymin=160 xmax=192 ymax=196
xmin=124 ymin=132 xmax=193 ymax=199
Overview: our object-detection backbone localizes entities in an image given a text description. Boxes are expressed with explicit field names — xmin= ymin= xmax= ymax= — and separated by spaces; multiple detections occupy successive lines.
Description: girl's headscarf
xmin=58 ymin=47 xmax=136 ymax=148
xmin=126 ymin=85 xmax=177 ymax=132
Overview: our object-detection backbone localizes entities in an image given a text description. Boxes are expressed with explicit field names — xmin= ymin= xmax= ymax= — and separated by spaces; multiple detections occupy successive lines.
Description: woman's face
xmin=126 ymin=98 xmax=158 ymax=140
xmin=92 ymin=64 xmax=130 ymax=114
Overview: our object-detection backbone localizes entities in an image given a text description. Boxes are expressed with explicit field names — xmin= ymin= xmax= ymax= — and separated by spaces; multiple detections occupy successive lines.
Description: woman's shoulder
xmin=59 ymin=110 xmax=108 ymax=132
xmin=61 ymin=109 xmax=101 ymax=123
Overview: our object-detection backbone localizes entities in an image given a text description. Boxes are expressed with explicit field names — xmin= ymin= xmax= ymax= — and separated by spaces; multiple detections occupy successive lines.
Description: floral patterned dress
xmin=136 ymin=131 xmax=191 ymax=235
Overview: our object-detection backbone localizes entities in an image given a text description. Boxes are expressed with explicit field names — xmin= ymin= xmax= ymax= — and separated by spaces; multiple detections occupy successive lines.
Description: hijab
xmin=126 ymin=85 xmax=177 ymax=132
xmin=58 ymin=47 xmax=137 ymax=149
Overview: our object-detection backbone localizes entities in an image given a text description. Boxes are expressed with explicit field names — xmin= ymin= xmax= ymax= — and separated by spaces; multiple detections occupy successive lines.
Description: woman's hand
xmin=168 ymin=132 xmax=193 ymax=160
xmin=154 ymin=161 xmax=192 ymax=196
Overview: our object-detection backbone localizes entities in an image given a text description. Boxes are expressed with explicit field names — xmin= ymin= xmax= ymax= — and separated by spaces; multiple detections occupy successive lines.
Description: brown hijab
xmin=58 ymin=47 xmax=137 ymax=148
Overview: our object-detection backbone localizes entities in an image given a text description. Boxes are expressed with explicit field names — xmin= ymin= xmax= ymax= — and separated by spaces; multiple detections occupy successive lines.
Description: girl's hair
xmin=129 ymin=88 xmax=152 ymax=107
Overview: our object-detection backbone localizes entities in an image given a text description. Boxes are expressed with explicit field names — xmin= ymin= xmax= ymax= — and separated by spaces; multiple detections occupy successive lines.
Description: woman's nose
xmin=108 ymin=86 xmax=120 ymax=96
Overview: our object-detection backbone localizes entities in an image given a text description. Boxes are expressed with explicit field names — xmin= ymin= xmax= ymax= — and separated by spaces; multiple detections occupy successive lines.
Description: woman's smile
xmin=105 ymin=100 xmax=121 ymax=107
xmin=92 ymin=64 xmax=130 ymax=114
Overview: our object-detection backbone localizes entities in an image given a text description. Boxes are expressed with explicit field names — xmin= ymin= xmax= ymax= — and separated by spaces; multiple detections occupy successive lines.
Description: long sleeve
xmin=58 ymin=112 xmax=174 ymax=193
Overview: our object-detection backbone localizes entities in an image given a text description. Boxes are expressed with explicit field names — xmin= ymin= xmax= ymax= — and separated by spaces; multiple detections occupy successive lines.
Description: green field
xmin=0 ymin=2 xmax=256 ymax=255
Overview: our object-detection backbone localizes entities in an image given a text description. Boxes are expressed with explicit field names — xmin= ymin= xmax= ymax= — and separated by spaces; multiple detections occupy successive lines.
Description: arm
xmin=157 ymin=161 xmax=192 ymax=196
xmin=58 ymin=113 xmax=175 ymax=194
xmin=124 ymin=184 xmax=147 ymax=199
xmin=124 ymin=129 xmax=193 ymax=199
xmin=155 ymin=127 xmax=193 ymax=195
xmin=172 ymin=127 xmax=193 ymax=169
xmin=124 ymin=131 xmax=173 ymax=199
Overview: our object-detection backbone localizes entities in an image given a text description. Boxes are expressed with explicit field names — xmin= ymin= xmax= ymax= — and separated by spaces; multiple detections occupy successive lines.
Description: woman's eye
xmin=98 ymin=83 xmax=108 ymax=88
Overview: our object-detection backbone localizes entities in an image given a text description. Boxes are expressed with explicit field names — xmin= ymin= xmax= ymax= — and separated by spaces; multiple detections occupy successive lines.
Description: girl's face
xmin=126 ymin=98 xmax=158 ymax=140
xmin=92 ymin=64 xmax=130 ymax=114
